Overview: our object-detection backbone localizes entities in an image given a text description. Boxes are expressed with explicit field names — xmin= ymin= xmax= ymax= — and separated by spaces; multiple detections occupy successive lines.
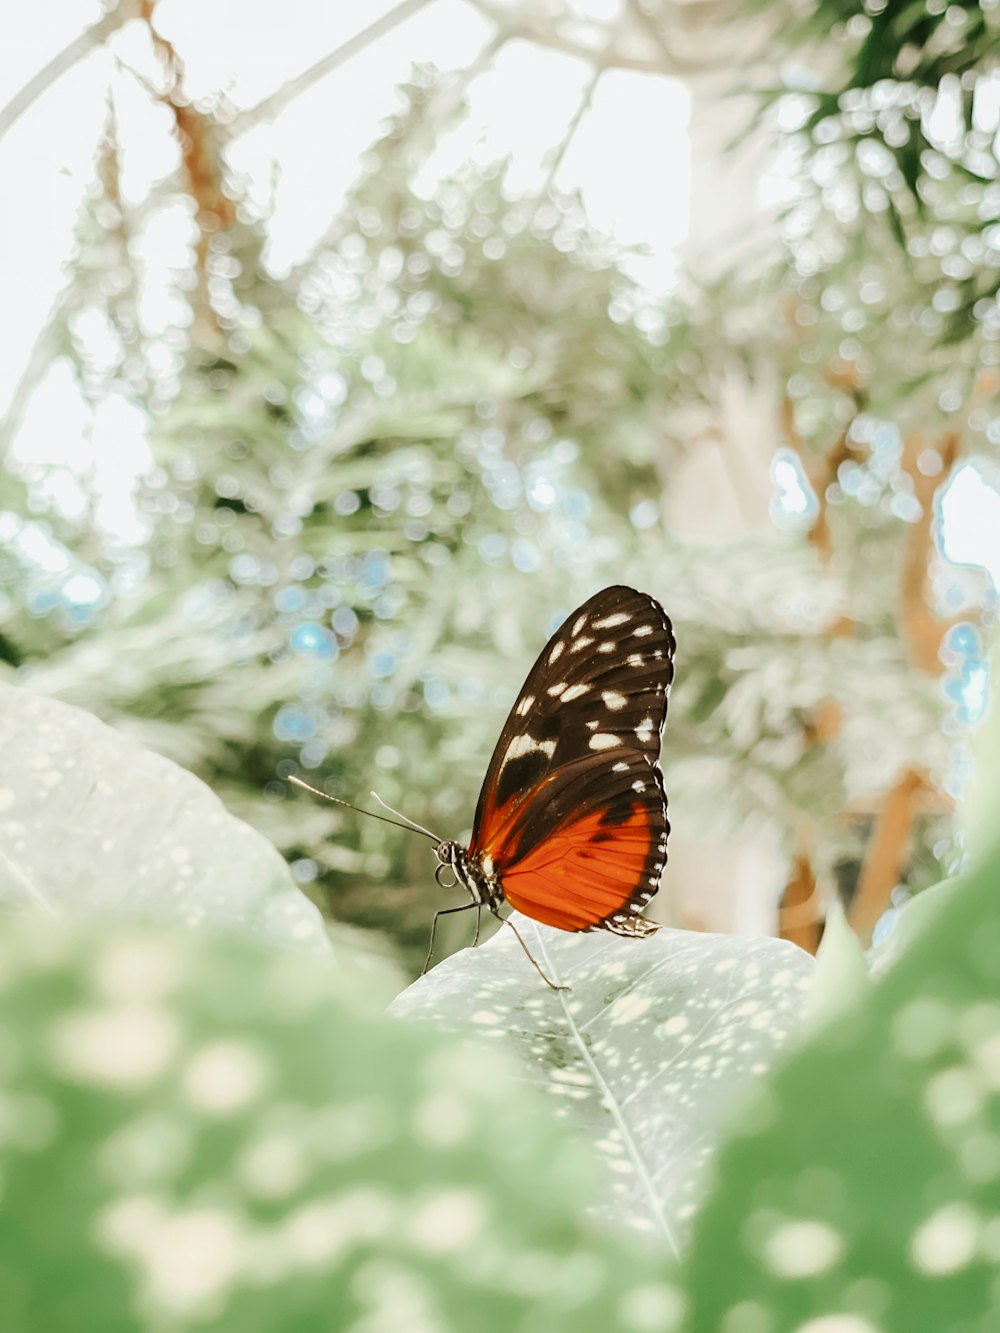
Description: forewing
xmin=487 ymin=749 xmax=669 ymax=934
xmin=471 ymin=585 xmax=674 ymax=851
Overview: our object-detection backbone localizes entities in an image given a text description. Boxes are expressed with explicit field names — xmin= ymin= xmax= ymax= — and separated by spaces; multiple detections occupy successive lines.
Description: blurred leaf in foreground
xmin=393 ymin=916 xmax=815 ymax=1252
xmin=0 ymin=914 xmax=679 ymax=1333
xmin=679 ymin=843 xmax=1000 ymax=1331
xmin=803 ymin=902 xmax=869 ymax=1032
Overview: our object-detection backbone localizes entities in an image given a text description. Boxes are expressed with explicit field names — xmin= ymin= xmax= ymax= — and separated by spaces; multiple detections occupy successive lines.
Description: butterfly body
xmin=427 ymin=585 xmax=675 ymax=973
xmin=434 ymin=839 xmax=503 ymax=914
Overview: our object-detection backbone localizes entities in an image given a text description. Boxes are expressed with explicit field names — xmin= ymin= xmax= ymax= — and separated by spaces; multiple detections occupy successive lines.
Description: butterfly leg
xmin=471 ymin=904 xmax=483 ymax=948
xmin=421 ymin=901 xmax=480 ymax=976
xmin=489 ymin=907 xmax=570 ymax=993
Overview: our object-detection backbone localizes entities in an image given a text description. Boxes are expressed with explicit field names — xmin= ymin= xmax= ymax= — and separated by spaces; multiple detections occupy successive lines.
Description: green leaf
xmin=804 ymin=900 xmax=869 ymax=1031
xmin=679 ymin=835 xmax=1000 ymax=1330
xmin=0 ymin=681 xmax=326 ymax=952
xmin=885 ymin=195 xmax=908 ymax=252
xmin=392 ymin=916 xmax=815 ymax=1253
xmin=867 ymin=877 xmax=961 ymax=977
xmin=0 ymin=913 xmax=676 ymax=1332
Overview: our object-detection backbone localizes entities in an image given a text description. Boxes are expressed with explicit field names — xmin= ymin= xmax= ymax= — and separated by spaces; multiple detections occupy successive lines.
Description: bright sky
xmin=939 ymin=465 xmax=1000 ymax=588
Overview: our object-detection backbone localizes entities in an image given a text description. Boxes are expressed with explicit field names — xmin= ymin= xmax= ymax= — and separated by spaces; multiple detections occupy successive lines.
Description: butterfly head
xmin=433 ymin=840 xmax=497 ymax=913
xmin=433 ymin=839 xmax=465 ymax=891
xmin=435 ymin=839 xmax=462 ymax=868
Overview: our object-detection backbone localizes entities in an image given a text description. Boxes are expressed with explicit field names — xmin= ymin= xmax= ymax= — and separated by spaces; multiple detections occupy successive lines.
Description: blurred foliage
xmin=681 ymin=819 xmax=1000 ymax=1331
xmin=0 ymin=908 xmax=676 ymax=1332
xmin=0 ymin=680 xmax=810 ymax=1287
xmin=0 ymin=6 xmax=997 ymax=973
xmin=4 ymin=683 xmax=684 ymax=1330
xmin=2 ymin=10 xmax=1000 ymax=1308
xmin=2 ymin=619 xmax=999 ymax=1330
xmin=757 ymin=0 xmax=1000 ymax=334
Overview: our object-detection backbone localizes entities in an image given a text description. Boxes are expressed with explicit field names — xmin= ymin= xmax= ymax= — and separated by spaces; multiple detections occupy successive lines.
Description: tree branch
xmin=0 ymin=0 xmax=141 ymax=143
xmin=899 ymin=430 xmax=960 ymax=674
xmin=466 ymin=0 xmax=663 ymax=74
xmin=849 ymin=767 xmax=927 ymax=946
xmin=289 ymin=29 xmax=510 ymax=288
xmin=623 ymin=0 xmax=740 ymax=77
xmin=780 ymin=390 xmax=856 ymax=564
xmin=131 ymin=1 xmax=234 ymax=340
xmin=536 ymin=62 xmax=604 ymax=203
xmin=0 ymin=320 xmax=61 ymax=456
xmin=778 ymin=849 xmax=822 ymax=955
xmin=230 ymin=0 xmax=433 ymax=135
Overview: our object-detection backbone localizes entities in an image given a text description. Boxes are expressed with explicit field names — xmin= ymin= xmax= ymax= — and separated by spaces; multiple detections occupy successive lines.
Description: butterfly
xmin=292 ymin=585 xmax=675 ymax=989
xmin=428 ymin=583 xmax=674 ymax=986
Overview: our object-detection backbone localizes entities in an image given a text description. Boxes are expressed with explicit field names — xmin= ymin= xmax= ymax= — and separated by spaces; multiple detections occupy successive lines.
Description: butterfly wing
xmin=488 ymin=748 xmax=669 ymax=934
xmin=469 ymin=585 xmax=674 ymax=934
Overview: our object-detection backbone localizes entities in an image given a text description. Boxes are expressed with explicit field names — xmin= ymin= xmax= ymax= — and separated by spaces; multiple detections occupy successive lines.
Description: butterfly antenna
xmin=369 ymin=790 xmax=441 ymax=841
xmin=288 ymin=776 xmax=440 ymax=842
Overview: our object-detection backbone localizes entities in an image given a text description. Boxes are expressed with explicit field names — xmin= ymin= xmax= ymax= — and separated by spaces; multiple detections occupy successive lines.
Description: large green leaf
xmin=678 ymin=840 xmax=1000 ymax=1330
xmin=0 ymin=913 xmax=679 ymax=1332
xmin=0 ymin=681 xmax=325 ymax=951
xmin=392 ymin=916 xmax=815 ymax=1254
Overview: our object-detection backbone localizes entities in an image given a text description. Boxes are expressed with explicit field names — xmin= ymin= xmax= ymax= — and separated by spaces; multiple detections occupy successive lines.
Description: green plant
xmin=3 ymin=642 xmax=1000 ymax=1328
xmin=4 ymin=20 xmax=991 ymax=974
xmin=679 ymin=837 xmax=1000 ymax=1330
xmin=0 ymin=683 xmax=678 ymax=1330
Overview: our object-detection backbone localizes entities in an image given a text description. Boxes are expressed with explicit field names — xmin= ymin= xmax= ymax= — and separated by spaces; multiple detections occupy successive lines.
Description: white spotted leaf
xmin=392 ymin=914 xmax=815 ymax=1251
xmin=0 ymin=681 xmax=326 ymax=951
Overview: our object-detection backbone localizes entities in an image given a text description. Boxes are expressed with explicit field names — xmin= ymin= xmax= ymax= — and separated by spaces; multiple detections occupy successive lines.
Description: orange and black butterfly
xmin=294 ymin=585 xmax=675 ymax=988
xmin=431 ymin=584 xmax=674 ymax=984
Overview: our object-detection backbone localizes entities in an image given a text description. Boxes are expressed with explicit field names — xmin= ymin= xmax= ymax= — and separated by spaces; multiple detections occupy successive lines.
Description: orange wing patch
xmin=501 ymin=802 xmax=657 ymax=933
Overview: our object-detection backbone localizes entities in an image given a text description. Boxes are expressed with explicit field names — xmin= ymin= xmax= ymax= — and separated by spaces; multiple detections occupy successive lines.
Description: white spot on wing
xmin=504 ymin=735 xmax=557 ymax=763
xmin=561 ymin=683 xmax=590 ymax=702
xmin=570 ymin=636 xmax=594 ymax=652
xmin=597 ymin=641 xmax=616 ymax=654
xmin=588 ymin=734 xmax=621 ymax=751
xmin=515 ymin=694 xmax=534 ymax=716
xmin=612 ymin=762 xmax=629 ymax=772
xmin=572 ymin=614 xmax=588 ymax=635
xmin=633 ymin=625 xmax=654 ymax=637
xmin=593 ymin=612 xmax=630 ymax=629
xmin=547 ymin=682 xmax=567 ymax=697
xmin=601 ymin=690 xmax=627 ymax=711
xmin=634 ymin=717 xmax=655 ymax=744
xmin=548 ymin=641 xmax=565 ymax=665
xmin=627 ymin=653 xmax=643 ymax=667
